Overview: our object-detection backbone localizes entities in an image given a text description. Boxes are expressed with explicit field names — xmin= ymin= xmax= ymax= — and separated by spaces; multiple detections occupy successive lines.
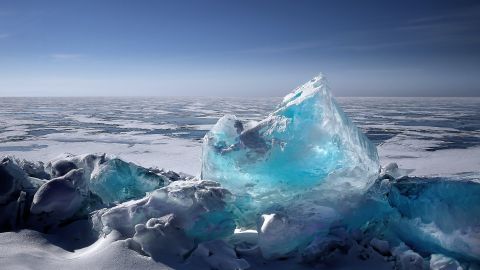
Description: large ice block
xmin=201 ymin=74 xmax=379 ymax=204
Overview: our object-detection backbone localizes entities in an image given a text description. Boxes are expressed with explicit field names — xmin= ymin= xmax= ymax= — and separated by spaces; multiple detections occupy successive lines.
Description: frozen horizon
xmin=1 ymin=76 xmax=479 ymax=269
xmin=1 ymin=95 xmax=479 ymax=176
xmin=1 ymin=1 xmax=479 ymax=269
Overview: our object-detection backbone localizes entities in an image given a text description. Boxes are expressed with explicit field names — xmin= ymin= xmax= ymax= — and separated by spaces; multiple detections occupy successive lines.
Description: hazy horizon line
xmin=1 ymin=95 xmax=479 ymax=98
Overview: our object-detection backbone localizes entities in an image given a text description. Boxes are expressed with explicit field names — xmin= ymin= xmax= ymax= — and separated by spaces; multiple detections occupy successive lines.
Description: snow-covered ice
xmin=1 ymin=75 xmax=479 ymax=269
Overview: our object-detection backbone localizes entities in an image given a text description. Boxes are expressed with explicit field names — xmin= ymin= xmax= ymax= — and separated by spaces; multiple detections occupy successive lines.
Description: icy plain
xmin=0 ymin=75 xmax=479 ymax=269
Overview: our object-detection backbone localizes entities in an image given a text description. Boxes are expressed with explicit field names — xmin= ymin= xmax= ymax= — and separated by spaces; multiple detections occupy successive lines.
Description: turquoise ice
xmin=201 ymin=74 xmax=379 ymax=206
xmin=88 ymin=157 xmax=165 ymax=205
xmin=48 ymin=154 xmax=166 ymax=206
xmin=387 ymin=177 xmax=480 ymax=260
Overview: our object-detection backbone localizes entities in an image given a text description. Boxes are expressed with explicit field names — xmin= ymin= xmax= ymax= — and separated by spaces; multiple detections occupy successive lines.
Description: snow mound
xmin=93 ymin=179 xmax=236 ymax=240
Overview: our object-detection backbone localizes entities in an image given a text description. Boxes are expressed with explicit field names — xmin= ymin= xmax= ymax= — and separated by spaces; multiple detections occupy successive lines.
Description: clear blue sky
xmin=0 ymin=0 xmax=479 ymax=96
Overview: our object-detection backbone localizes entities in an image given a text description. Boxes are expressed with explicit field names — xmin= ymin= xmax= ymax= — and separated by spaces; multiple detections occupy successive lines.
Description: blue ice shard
xmin=387 ymin=177 xmax=480 ymax=260
xmin=49 ymin=154 xmax=165 ymax=205
xmin=88 ymin=158 xmax=165 ymax=205
xmin=201 ymin=74 xmax=379 ymax=208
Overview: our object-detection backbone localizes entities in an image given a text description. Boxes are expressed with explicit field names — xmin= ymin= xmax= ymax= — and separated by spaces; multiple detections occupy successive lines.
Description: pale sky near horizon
xmin=0 ymin=0 xmax=479 ymax=97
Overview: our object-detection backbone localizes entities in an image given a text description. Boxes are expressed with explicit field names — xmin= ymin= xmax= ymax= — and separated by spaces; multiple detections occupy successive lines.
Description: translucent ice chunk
xmin=89 ymin=158 xmax=164 ymax=205
xmin=387 ymin=177 xmax=480 ymax=260
xmin=48 ymin=154 xmax=165 ymax=205
xmin=201 ymin=74 xmax=379 ymax=211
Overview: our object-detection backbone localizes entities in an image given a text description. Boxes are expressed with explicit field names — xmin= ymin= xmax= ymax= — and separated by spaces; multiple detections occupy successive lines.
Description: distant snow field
xmin=1 ymin=96 xmax=479 ymax=177
xmin=1 ymin=93 xmax=479 ymax=270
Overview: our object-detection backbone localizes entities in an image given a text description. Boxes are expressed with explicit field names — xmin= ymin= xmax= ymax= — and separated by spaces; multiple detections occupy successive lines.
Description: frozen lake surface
xmin=1 ymin=96 xmax=479 ymax=177
xmin=1 ymin=95 xmax=480 ymax=270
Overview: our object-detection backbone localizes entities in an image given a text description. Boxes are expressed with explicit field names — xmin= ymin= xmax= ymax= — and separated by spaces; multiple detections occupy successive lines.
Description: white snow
xmin=0 ymin=229 xmax=176 ymax=270
xmin=1 ymin=135 xmax=201 ymax=176
xmin=379 ymin=140 xmax=480 ymax=177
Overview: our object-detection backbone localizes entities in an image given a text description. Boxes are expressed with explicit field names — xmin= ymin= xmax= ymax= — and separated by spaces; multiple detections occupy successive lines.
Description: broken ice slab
xmin=49 ymin=154 xmax=165 ymax=205
xmin=88 ymin=157 xmax=164 ymax=204
xmin=387 ymin=177 xmax=480 ymax=261
xmin=201 ymin=74 xmax=379 ymax=209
